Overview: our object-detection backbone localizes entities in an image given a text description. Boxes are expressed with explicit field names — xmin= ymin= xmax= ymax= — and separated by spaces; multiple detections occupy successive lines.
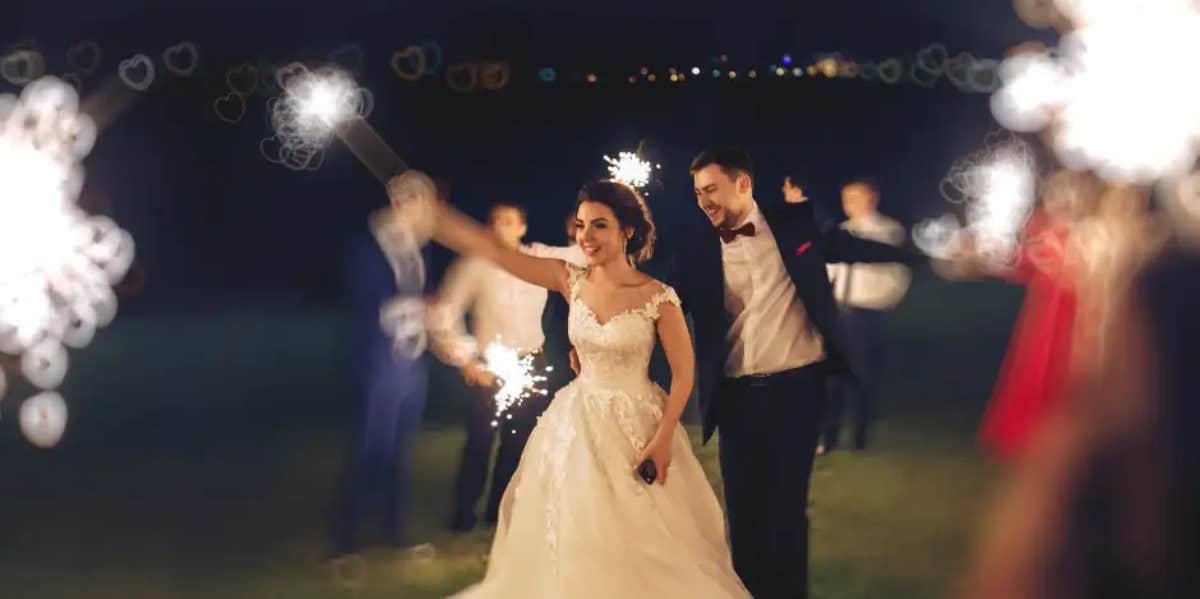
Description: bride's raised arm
xmin=388 ymin=173 xmax=570 ymax=296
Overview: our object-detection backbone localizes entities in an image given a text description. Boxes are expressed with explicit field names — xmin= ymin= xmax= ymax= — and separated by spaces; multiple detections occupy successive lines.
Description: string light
xmin=586 ymin=73 xmax=597 ymax=83
xmin=691 ymin=66 xmax=701 ymax=76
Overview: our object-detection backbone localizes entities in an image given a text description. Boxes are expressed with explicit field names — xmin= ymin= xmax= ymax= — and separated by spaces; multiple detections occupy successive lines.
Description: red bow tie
xmin=719 ymin=222 xmax=756 ymax=244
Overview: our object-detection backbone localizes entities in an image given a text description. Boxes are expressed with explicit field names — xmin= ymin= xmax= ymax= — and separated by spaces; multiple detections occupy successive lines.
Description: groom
xmin=667 ymin=147 xmax=919 ymax=598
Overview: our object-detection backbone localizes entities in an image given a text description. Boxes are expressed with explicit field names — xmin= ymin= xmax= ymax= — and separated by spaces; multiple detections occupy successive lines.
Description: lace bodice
xmin=565 ymin=264 xmax=681 ymax=389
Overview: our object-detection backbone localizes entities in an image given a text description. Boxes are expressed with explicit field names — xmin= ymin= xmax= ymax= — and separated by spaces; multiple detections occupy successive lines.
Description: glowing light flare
xmin=967 ymin=147 xmax=1039 ymax=261
xmin=19 ymin=391 xmax=67 ymax=448
xmin=603 ymin=151 xmax=653 ymax=189
xmin=480 ymin=340 xmax=548 ymax=429
xmin=992 ymin=0 xmax=1200 ymax=182
xmin=0 ymin=77 xmax=134 ymax=415
xmin=920 ymin=137 xmax=1038 ymax=268
xmin=265 ymin=66 xmax=373 ymax=170
xmin=273 ymin=67 xmax=362 ymax=147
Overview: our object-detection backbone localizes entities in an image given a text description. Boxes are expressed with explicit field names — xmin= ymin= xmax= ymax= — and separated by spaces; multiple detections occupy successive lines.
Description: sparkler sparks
xmin=480 ymin=340 xmax=548 ymax=429
xmin=604 ymin=152 xmax=653 ymax=189
xmin=0 ymin=76 xmax=133 ymax=446
xmin=263 ymin=66 xmax=372 ymax=170
xmin=916 ymin=136 xmax=1038 ymax=267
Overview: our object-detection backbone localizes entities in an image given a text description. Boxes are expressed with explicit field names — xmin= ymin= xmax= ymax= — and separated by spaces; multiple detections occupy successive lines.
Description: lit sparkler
xmin=19 ymin=391 xmax=67 ymax=448
xmin=604 ymin=151 xmax=653 ymax=189
xmin=992 ymin=0 xmax=1200 ymax=182
xmin=264 ymin=65 xmax=369 ymax=171
xmin=916 ymin=135 xmax=1038 ymax=267
xmin=0 ymin=76 xmax=134 ymax=447
xmin=480 ymin=340 xmax=548 ymax=430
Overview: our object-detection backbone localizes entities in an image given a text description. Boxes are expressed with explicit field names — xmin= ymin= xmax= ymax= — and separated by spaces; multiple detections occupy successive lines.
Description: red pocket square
xmin=795 ymin=241 xmax=813 ymax=256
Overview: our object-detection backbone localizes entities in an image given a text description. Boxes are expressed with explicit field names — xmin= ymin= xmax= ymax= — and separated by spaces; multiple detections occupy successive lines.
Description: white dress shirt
xmin=826 ymin=212 xmax=911 ymax=310
xmin=722 ymin=202 xmax=825 ymax=377
xmin=429 ymin=243 xmax=585 ymax=366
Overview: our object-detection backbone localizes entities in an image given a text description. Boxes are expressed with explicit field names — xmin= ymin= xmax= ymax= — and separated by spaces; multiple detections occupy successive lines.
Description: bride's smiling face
xmin=575 ymin=200 xmax=631 ymax=266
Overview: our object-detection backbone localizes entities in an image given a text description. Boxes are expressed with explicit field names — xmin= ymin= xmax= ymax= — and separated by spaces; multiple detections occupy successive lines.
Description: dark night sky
xmin=6 ymin=1 xmax=1053 ymax=306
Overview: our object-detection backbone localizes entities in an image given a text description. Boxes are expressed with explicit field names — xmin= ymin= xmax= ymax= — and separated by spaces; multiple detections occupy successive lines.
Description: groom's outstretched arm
xmin=823 ymin=225 xmax=926 ymax=266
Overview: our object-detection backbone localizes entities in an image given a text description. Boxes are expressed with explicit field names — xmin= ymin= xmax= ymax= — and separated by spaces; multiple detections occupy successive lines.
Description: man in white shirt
xmin=821 ymin=180 xmax=911 ymax=453
xmin=429 ymin=203 xmax=583 ymax=532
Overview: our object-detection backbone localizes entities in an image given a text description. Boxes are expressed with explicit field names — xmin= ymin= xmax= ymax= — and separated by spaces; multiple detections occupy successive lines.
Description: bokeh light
xmin=19 ymin=390 xmax=67 ymax=448
xmin=0 ymin=77 xmax=134 ymax=433
xmin=993 ymin=0 xmax=1200 ymax=182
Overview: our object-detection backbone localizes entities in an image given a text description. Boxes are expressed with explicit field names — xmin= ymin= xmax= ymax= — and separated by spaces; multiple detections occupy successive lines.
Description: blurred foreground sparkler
xmin=0 ymin=76 xmax=135 ymax=447
xmin=915 ymin=135 xmax=1038 ymax=267
xmin=480 ymin=340 xmax=549 ymax=431
xmin=991 ymin=0 xmax=1200 ymax=182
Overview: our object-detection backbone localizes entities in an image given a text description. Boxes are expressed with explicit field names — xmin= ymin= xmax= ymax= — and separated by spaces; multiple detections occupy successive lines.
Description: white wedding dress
xmin=452 ymin=265 xmax=749 ymax=598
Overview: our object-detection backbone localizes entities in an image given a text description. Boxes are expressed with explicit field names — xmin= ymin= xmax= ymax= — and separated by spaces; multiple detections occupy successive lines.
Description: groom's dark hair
xmin=689 ymin=147 xmax=754 ymax=183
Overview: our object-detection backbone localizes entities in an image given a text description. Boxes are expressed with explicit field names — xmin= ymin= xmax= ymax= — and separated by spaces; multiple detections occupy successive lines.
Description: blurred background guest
xmin=333 ymin=203 xmax=430 ymax=559
xmin=821 ymin=179 xmax=911 ymax=453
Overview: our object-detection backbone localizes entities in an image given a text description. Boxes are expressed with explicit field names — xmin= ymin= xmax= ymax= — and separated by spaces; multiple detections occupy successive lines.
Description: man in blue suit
xmin=333 ymin=207 xmax=429 ymax=558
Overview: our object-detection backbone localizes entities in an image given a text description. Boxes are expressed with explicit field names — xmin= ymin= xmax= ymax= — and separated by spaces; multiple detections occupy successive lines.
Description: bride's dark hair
xmin=575 ymin=180 xmax=656 ymax=265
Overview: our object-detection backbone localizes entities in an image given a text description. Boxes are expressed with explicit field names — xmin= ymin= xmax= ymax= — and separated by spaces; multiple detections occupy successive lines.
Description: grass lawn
xmin=0 ymin=276 xmax=1018 ymax=598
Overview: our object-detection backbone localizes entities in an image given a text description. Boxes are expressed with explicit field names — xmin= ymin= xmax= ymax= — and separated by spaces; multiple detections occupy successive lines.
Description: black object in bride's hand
xmin=638 ymin=459 xmax=657 ymax=485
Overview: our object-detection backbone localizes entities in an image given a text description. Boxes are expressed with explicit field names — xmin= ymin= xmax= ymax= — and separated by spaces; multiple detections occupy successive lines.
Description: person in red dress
xmin=976 ymin=171 xmax=1097 ymax=461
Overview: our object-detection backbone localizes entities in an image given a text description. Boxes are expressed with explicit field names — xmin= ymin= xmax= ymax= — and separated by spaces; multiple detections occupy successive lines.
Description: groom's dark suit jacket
xmin=665 ymin=201 xmax=920 ymax=443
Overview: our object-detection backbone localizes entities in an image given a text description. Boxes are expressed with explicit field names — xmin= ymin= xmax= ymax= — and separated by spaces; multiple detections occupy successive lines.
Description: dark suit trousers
xmin=824 ymin=307 xmax=885 ymax=449
xmin=717 ymin=363 xmax=827 ymax=599
xmin=335 ymin=356 xmax=427 ymax=555
xmin=452 ymin=352 xmax=551 ymax=528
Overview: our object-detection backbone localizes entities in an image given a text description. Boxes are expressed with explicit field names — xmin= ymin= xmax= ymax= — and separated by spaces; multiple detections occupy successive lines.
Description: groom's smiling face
xmin=693 ymin=164 xmax=752 ymax=229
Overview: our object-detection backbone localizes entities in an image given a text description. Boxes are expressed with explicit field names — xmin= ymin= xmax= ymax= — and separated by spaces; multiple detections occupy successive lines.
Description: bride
xmin=390 ymin=174 xmax=749 ymax=598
